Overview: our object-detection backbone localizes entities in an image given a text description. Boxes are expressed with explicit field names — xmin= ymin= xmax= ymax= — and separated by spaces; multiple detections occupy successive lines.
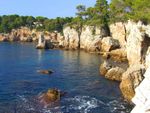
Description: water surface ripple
xmin=0 ymin=43 xmax=132 ymax=113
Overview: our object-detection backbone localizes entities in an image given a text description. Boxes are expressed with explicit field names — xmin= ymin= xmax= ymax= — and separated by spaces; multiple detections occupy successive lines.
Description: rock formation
xmin=1 ymin=20 xmax=150 ymax=106
xmin=63 ymin=26 xmax=79 ymax=50
xmin=36 ymin=33 xmax=46 ymax=49
xmin=119 ymin=21 xmax=150 ymax=102
xmin=37 ymin=69 xmax=53 ymax=75
xmin=100 ymin=36 xmax=120 ymax=52
xmin=38 ymin=88 xmax=65 ymax=106
xmin=110 ymin=22 xmax=126 ymax=48
xmin=105 ymin=67 xmax=125 ymax=81
xmin=131 ymin=67 xmax=150 ymax=113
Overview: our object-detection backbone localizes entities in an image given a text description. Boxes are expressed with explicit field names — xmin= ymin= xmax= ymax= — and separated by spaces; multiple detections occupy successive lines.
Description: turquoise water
xmin=0 ymin=42 xmax=132 ymax=113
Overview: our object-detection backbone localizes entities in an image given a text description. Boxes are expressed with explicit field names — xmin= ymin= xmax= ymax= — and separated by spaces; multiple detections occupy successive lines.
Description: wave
xmin=9 ymin=95 xmax=131 ymax=113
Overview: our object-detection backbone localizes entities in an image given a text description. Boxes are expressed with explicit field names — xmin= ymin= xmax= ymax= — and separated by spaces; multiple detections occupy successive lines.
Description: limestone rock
xmin=63 ymin=26 xmax=79 ymax=50
xmin=38 ymin=88 xmax=65 ymax=106
xmin=145 ymin=47 xmax=150 ymax=68
xmin=105 ymin=67 xmax=125 ymax=81
xmin=100 ymin=61 xmax=112 ymax=76
xmin=131 ymin=67 xmax=150 ymax=113
xmin=125 ymin=21 xmax=150 ymax=66
xmin=120 ymin=65 xmax=144 ymax=101
xmin=109 ymin=49 xmax=127 ymax=62
xmin=110 ymin=22 xmax=126 ymax=48
xmin=36 ymin=33 xmax=46 ymax=49
xmin=80 ymin=26 xmax=101 ymax=51
xmin=101 ymin=36 xmax=120 ymax=52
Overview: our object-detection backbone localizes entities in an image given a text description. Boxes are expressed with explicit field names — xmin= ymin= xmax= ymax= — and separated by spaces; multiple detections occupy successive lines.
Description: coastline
xmin=0 ymin=20 xmax=150 ymax=105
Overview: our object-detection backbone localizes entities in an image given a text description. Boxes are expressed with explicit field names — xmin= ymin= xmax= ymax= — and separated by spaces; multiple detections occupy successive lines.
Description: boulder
xmin=37 ymin=69 xmax=53 ymax=75
xmin=105 ymin=67 xmax=125 ymax=81
xmin=109 ymin=49 xmax=127 ymax=62
xmin=101 ymin=36 xmax=120 ymax=52
xmin=38 ymin=88 xmax=65 ymax=106
xmin=120 ymin=65 xmax=145 ymax=101
xmin=100 ymin=61 xmax=112 ymax=76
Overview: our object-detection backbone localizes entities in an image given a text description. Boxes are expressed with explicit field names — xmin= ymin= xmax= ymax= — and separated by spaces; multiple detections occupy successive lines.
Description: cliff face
xmin=62 ymin=26 xmax=102 ymax=51
xmin=62 ymin=25 xmax=120 ymax=52
xmin=120 ymin=21 xmax=150 ymax=102
xmin=97 ymin=21 xmax=150 ymax=102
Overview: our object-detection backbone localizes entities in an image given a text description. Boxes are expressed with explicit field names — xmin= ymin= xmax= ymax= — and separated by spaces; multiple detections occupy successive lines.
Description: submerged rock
xmin=37 ymin=69 xmax=53 ymax=75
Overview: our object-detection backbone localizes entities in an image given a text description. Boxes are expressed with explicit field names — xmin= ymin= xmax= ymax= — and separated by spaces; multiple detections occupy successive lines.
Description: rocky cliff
xmin=97 ymin=20 xmax=150 ymax=104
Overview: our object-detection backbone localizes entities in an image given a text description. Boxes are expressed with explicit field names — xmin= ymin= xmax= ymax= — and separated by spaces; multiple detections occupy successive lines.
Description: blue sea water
xmin=0 ymin=42 xmax=132 ymax=113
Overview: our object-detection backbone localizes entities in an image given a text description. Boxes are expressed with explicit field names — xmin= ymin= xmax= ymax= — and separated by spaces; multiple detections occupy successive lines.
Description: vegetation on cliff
xmin=0 ymin=0 xmax=150 ymax=33
xmin=0 ymin=15 xmax=73 ymax=33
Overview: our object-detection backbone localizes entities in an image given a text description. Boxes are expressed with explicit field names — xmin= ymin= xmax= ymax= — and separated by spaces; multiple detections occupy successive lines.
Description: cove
xmin=0 ymin=42 xmax=132 ymax=113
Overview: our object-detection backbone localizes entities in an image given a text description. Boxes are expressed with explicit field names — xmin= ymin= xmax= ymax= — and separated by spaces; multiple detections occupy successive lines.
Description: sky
xmin=0 ymin=0 xmax=110 ymax=19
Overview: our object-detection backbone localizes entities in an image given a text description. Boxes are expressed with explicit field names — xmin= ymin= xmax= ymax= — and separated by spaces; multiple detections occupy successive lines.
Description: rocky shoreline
xmin=1 ymin=20 xmax=150 ymax=105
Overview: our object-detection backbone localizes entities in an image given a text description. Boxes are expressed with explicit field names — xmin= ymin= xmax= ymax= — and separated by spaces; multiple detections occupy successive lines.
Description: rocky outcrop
xmin=131 ymin=47 xmax=150 ymax=112
xmin=80 ymin=26 xmax=101 ymax=51
xmin=120 ymin=65 xmax=145 ymax=101
xmin=100 ymin=61 xmax=112 ymax=76
xmin=109 ymin=49 xmax=127 ymax=62
xmin=126 ymin=21 xmax=146 ymax=66
xmin=38 ymin=88 xmax=65 ymax=106
xmin=63 ymin=27 xmax=79 ymax=50
xmin=0 ymin=27 xmax=63 ymax=47
xmin=110 ymin=22 xmax=126 ymax=48
xmin=105 ymin=67 xmax=125 ymax=81
xmin=36 ymin=33 xmax=46 ymax=49
xmin=100 ymin=60 xmax=125 ymax=81
xmin=119 ymin=21 xmax=150 ymax=102
xmin=101 ymin=36 xmax=120 ymax=52
xmin=131 ymin=67 xmax=150 ymax=113
xmin=62 ymin=26 xmax=102 ymax=51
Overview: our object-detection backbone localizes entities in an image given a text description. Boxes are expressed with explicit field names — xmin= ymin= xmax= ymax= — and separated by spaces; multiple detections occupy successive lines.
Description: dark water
xmin=0 ymin=42 xmax=132 ymax=113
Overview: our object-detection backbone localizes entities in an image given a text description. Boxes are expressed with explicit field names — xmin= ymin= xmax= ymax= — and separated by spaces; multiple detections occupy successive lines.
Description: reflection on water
xmin=38 ymin=50 xmax=43 ymax=62
xmin=0 ymin=43 xmax=132 ymax=113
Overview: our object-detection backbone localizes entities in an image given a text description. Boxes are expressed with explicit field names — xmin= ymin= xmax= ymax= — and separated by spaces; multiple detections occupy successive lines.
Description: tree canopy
xmin=0 ymin=15 xmax=73 ymax=33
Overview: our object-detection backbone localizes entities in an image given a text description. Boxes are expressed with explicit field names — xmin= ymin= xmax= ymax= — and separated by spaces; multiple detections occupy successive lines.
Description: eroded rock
xmin=110 ymin=22 xmax=126 ymax=48
xmin=120 ymin=65 xmax=145 ymax=101
xmin=101 ymin=36 xmax=120 ymax=52
xmin=109 ymin=49 xmax=127 ymax=62
xmin=100 ymin=61 xmax=112 ymax=76
xmin=38 ymin=88 xmax=65 ymax=106
xmin=105 ymin=67 xmax=125 ymax=81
